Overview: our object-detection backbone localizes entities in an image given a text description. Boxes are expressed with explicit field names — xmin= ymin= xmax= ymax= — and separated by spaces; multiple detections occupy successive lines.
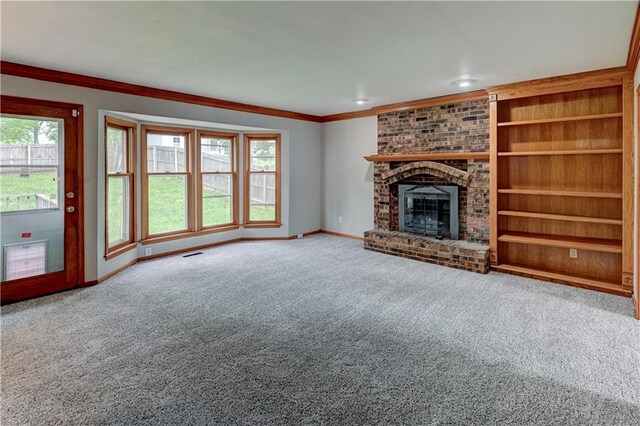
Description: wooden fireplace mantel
xmin=363 ymin=152 xmax=490 ymax=162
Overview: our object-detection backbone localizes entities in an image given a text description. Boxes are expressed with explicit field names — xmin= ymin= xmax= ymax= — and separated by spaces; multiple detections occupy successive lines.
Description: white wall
xmin=1 ymin=74 xmax=322 ymax=281
xmin=321 ymin=116 xmax=377 ymax=236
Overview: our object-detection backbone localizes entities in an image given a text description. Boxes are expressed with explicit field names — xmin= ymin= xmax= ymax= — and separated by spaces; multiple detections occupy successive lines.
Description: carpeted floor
xmin=2 ymin=234 xmax=639 ymax=425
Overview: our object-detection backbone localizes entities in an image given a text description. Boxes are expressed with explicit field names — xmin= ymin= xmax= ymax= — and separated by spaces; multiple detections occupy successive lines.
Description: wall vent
xmin=183 ymin=252 xmax=203 ymax=258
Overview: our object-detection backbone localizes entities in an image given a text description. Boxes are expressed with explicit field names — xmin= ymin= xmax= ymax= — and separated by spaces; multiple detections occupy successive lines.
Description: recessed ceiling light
xmin=352 ymin=98 xmax=369 ymax=105
xmin=452 ymin=79 xmax=477 ymax=88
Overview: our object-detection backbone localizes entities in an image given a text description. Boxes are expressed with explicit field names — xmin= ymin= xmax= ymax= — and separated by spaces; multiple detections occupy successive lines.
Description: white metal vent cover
xmin=4 ymin=240 xmax=47 ymax=281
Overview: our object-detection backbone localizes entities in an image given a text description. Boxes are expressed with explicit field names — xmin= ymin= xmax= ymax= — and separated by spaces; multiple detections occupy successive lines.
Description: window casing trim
xmin=243 ymin=133 xmax=281 ymax=227
xmin=139 ymin=224 xmax=241 ymax=246
xmin=105 ymin=116 xmax=137 ymax=258
xmin=140 ymin=124 xmax=195 ymax=241
xmin=196 ymin=130 xmax=239 ymax=231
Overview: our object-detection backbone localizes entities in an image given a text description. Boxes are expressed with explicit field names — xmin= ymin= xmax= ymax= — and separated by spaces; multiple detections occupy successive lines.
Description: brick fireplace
xmin=364 ymin=98 xmax=491 ymax=273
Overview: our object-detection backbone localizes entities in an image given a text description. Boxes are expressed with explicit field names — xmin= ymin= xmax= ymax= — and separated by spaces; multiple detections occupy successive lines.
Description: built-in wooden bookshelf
xmin=488 ymin=73 xmax=634 ymax=296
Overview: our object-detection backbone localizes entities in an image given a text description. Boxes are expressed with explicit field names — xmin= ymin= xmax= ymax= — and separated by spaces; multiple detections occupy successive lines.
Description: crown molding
xmin=0 ymin=61 xmax=323 ymax=122
xmin=486 ymin=66 xmax=630 ymax=100
xmin=320 ymin=90 xmax=488 ymax=122
xmin=627 ymin=2 xmax=640 ymax=73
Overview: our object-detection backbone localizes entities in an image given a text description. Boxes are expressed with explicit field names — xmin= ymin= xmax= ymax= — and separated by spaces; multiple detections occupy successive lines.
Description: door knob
xmin=66 ymin=206 xmax=75 ymax=213
xmin=66 ymin=192 xmax=75 ymax=199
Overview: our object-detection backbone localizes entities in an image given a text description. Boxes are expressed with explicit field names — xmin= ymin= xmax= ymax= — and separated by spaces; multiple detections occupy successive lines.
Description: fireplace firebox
xmin=399 ymin=185 xmax=459 ymax=239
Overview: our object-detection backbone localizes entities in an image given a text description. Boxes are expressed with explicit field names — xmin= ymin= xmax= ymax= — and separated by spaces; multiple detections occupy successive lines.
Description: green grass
xmin=2 ymin=172 xmax=275 ymax=238
xmin=250 ymin=205 xmax=276 ymax=221
xmin=0 ymin=171 xmax=58 ymax=211
xmin=146 ymin=176 xmax=274 ymax=233
xmin=202 ymin=192 xmax=232 ymax=227
xmin=147 ymin=176 xmax=188 ymax=235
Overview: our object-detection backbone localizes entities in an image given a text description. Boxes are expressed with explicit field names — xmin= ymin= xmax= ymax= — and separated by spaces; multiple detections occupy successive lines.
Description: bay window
xmin=105 ymin=118 xmax=281 ymax=252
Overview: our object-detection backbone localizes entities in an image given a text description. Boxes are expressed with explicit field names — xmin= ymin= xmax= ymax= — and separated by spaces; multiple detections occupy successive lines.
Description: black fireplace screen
xmin=400 ymin=185 xmax=458 ymax=239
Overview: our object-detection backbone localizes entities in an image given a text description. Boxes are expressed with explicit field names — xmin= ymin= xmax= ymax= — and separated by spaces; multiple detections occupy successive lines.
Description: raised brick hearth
xmin=364 ymin=98 xmax=491 ymax=273
xmin=364 ymin=230 xmax=490 ymax=273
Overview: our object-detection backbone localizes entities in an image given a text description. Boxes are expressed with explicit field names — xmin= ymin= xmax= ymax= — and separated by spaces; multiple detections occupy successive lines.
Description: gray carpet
xmin=2 ymin=234 xmax=639 ymax=425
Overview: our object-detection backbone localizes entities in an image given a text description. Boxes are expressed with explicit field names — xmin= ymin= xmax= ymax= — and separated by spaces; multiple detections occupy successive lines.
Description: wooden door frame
xmin=0 ymin=95 xmax=84 ymax=303
xmin=637 ymin=85 xmax=640 ymax=320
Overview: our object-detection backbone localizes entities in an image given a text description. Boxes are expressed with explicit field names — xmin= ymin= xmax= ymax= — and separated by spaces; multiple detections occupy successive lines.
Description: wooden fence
xmin=147 ymin=146 xmax=275 ymax=203
xmin=0 ymin=145 xmax=275 ymax=210
xmin=0 ymin=144 xmax=59 ymax=211
xmin=0 ymin=144 xmax=58 ymax=166
xmin=0 ymin=193 xmax=58 ymax=212
xmin=249 ymin=174 xmax=276 ymax=205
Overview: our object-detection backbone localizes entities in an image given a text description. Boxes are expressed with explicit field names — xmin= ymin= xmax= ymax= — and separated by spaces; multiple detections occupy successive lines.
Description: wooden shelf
xmin=490 ymin=84 xmax=630 ymax=297
xmin=497 ymin=189 xmax=623 ymax=199
xmin=498 ymin=211 xmax=622 ymax=225
xmin=497 ymin=112 xmax=622 ymax=127
xmin=497 ymin=232 xmax=622 ymax=254
xmin=497 ymin=149 xmax=622 ymax=157
xmin=493 ymin=263 xmax=629 ymax=296
xmin=363 ymin=152 xmax=489 ymax=162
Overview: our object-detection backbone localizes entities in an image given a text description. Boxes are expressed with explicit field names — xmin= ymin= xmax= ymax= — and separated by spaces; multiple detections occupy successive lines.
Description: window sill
xmin=105 ymin=242 xmax=138 ymax=260
xmin=141 ymin=225 xmax=240 ymax=246
xmin=243 ymin=222 xmax=282 ymax=229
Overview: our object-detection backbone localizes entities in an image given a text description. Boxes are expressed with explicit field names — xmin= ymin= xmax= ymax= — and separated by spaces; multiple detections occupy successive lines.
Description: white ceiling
xmin=1 ymin=1 xmax=636 ymax=116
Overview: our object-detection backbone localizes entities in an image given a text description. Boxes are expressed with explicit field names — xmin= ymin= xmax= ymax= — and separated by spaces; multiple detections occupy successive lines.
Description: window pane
xmin=249 ymin=173 xmax=275 ymax=221
xmin=107 ymin=127 xmax=126 ymax=173
xmin=0 ymin=167 xmax=59 ymax=212
xmin=148 ymin=175 xmax=187 ymax=234
xmin=250 ymin=205 xmax=275 ymax=221
xmin=201 ymin=137 xmax=232 ymax=172
xmin=202 ymin=174 xmax=232 ymax=226
xmin=107 ymin=176 xmax=129 ymax=246
xmin=249 ymin=139 xmax=276 ymax=171
xmin=0 ymin=116 xmax=59 ymax=166
xmin=147 ymin=134 xmax=186 ymax=173
xmin=1 ymin=116 xmax=61 ymax=213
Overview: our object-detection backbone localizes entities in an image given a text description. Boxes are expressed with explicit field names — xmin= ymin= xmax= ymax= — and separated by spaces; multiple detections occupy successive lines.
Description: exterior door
xmin=0 ymin=96 xmax=83 ymax=303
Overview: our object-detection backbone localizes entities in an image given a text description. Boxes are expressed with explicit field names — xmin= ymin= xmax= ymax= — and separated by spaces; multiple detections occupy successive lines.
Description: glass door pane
xmin=0 ymin=115 xmax=64 ymax=281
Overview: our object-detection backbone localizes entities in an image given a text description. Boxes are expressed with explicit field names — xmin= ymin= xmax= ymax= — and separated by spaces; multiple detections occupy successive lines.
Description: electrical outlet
xmin=145 ymin=247 xmax=153 ymax=256
xmin=297 ymin=233 xmax=303 ymax=239
xmin=338 ymin=216 xmax=343 ymax=224
xmin=569 ymin=248 xmax=577 ymax=259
